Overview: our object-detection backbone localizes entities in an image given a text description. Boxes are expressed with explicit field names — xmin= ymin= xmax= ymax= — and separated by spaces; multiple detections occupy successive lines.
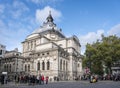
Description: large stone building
xmin=22 ymin=12 xmax=83 ymax=81
xmin=111 ymin=61 xmax=120 ymax=75
xmin=0 ymin=48 xmax=23 ymax=80
xmin=0 ymin=44 xmax=6 ymax=74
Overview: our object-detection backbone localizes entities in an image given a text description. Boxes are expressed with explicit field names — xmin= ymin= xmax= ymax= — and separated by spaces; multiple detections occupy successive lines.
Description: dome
xmin=32 ymin=11 xmax=57 ymax=34
xmin=26 ymin=11 xmax=65 ymax=39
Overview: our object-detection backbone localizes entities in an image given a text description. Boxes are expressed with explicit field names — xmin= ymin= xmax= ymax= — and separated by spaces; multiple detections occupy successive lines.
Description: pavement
xmin=0 ymin=80 xmax=120 ymax=88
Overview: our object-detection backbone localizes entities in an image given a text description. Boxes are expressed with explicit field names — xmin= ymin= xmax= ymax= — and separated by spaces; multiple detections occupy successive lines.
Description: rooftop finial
xmin=46 ymin=11 xmax=53 ymax=22
xmin=49 ymin=10 xmax=51 ymax=15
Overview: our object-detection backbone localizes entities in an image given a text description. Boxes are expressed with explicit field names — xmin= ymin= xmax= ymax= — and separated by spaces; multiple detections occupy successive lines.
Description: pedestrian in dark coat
xmin=39 ymin=75 xmax=42 ymax=85
xmin=1 ymin=75 xmax=4 ymax=85
xmin=46 ymin=76 xmax=49 ymax=84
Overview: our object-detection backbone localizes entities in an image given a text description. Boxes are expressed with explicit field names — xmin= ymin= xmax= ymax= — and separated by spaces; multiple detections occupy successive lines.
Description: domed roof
xmin=32 ymin=11 xmax=57 ymax=34
xmin=26 ymin=11 xmax=65 ymax=39
xmin=32 ymin=22 xmax=57 ymax=34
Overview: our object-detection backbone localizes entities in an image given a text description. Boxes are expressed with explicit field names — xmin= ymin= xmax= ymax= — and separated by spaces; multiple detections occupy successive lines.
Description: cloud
xmin=36 ymin=6 xmax=62 ymax=24
xmin=79 ymin=23 xmax=120 ymax=55
xmin=79 ymin=30 xmax=104 ymax=54
xmin=0 ymin=1 xmax=30 ymax=19
xmin=107 ymin=24 xmax=120 ymax=36
xmin=0 ymin=19 xmax=33 ymax=52
xmin=11 ymin=1 xmax=29 ymax=19
xmin=0 ymin=26 xmax=31 ymax=52
xmin=0 ymin=0 xmax=35 ymax=52
xmin=79 ymin=30 xmax=104 ymax=45
xmin=31 ymin=0 xmax=46 ymax=4
xmin=0 ymin=20 xmax=5 ymax=28
xmin=30 ymin=0 xmax=57 ymax=5
xmin=0 ymin=4 xmax=5 ymax=13
xmin=0 ymin=1 xmax=62 ymax=52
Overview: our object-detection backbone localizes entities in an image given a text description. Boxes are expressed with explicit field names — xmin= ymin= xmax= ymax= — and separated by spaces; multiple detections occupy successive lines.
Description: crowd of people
xmin=1 ymin=73 xmax=120 ymax=85
xmin=81 ymin=73 xmax=120 ymax=82
xmin=0 ymin=74 xmax=8 ymax=85
xmin=0 ymin=74 xmax=49 ymax=85
xmin=15 ymin=75 xmax=49 ymax=85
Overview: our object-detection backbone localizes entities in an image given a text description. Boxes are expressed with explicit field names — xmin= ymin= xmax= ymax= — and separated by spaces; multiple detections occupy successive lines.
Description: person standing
xmin=1 ymin=75 xmax=4 ymax=85
xmin=4 ymin=75 xmax=7 ymax=84
xmin=41 ymin=75 xmax=44 ymax=85
xmin=39 ymin=74 xmax=41 ymax=85
xmin=36 ymin=75 xmax=39 ymax=84
xmin=46 ymin=76 xmax=49 ymax=84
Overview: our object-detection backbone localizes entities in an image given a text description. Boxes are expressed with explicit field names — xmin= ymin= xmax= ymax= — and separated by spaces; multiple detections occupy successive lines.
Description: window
xmin=37 ymin=62 xmax=40 ymax=70
xmin=59 ymin=44 xmax=62 ymax=46
xmin=60 ymin=59 xmax=62 ymax=70
xmin=27 ymin=42 xmax=29 ymax=50
xmin=28 ymin=64 xmax=30 ymax=71
xmin=10 ymin=64 xmax=11 ymax=72
xmin=42 ymin=61 xmax=45 ymax=70
xmin=25 ymin=65 xmax=27 ymax=71
xmin=66 ymin=62 xmax=68 ymax=71
xmin=63 ymin=61 xmax=65 ymax=71
xmin=0 ymin=50 xmax=2 ymax=55
xmin=31 ymin=41 xmax=33 ymax=49
xmin=4 ymin=65 xmax=6 ymax=71
xmin=34 ymin=40 xmax=36 ymax=46
xmin=47 ymin=61 xmax=50 ymax=70
xmin=6 ymin=64 xmax=8 ymax=72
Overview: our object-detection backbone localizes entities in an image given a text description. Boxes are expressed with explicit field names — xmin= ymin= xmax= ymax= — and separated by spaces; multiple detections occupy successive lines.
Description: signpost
xmin=2 ymin=72 xmax=7 ymax=75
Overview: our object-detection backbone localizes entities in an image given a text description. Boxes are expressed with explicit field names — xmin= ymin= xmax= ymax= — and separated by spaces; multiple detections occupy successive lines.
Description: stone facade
xmin=0 ymin=48 xmax=23 ymax=80
xmin=0 ymin=44 xmax=6 ymax=75
xmin=22 ymin=12 xmax=83 ymax=81
xmin=111 ymin=61 xmax=120 ymax=75
xmin=0 ymin=44 xmax=6 ymax=58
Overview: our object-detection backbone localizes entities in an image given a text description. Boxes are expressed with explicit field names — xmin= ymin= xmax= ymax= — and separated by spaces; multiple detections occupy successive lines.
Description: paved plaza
xmin=0 ymin=81 xmax=120 ymax=88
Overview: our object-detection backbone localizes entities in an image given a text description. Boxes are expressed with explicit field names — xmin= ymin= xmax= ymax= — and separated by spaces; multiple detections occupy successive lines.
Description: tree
xmin=83 ymin=35 xmax=120 ymax=75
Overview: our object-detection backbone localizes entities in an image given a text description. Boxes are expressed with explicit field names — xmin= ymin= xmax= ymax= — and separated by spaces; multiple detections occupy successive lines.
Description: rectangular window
xmin=0 ymin=50 xmax=2 ymax=55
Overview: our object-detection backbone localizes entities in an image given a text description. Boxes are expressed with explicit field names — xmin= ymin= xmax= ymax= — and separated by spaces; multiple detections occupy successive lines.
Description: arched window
xmin=63 ymin=61 xmax=65 ymax=71
xmin=10 ymin=64 xmax=11 ymax=72
xmin=6 ymin=64 xmax=8 ymax=72
xmin=27 ymin=42 xmax=29 ymax=50
xmin=60 ymin=59 xmax=62 ymax=70
xmin=66 ymin=62 xmax=68 ymax=71
xmin=37 ymin=62 xmax=40 ymax=70
xmin=25 ymin=65 xmax=27 ymax=71
xmin=42 ymin=61 xmax=45 ymax=70
xmin=47 ymin=61 xmax=50 ymax=70
xmin=31 ymin=41 xmax=33 ymax=49
xmin=28 ymin=64 xmax=30 ymax=71
xmin=4 ymin=65 xmax=6 ymax=72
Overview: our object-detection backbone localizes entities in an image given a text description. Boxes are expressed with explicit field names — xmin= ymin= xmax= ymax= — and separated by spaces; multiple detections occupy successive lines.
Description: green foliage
xmin=83 ymin=35 xmax=120 ymax=75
